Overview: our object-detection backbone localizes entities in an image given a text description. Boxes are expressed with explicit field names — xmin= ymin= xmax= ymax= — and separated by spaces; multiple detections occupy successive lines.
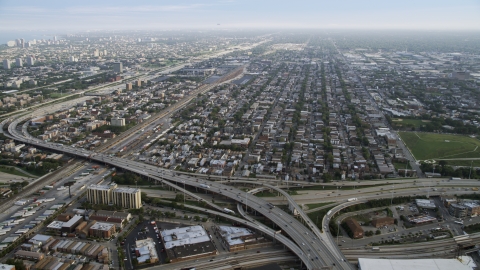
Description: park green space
xmin=305 ymin=202 xmax=334 ymax=209
xmin=0 ymin=166 xmax=33 ymax=178
xmin=392 ymin=118 xmax=428 ymax=129
xmin=398 ymin=132 xmax=480 ymax=163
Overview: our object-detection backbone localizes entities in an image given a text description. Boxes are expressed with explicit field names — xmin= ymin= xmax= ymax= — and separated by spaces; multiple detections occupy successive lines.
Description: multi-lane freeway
xmin=3 ymin=110 xmax=352 ymax=270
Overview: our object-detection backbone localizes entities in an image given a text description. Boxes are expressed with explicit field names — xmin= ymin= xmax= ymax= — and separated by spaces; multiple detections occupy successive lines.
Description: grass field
xmin=305 ymin=202 xmax=334 ymax=209
xmin=392 ymin=118 xmax=429 ymax=129
xmin=0 ymin=166 xmax=32 ymax=178
xmin=393 ymin=162 xmax=412 ymax=170
xmin=254 ymin=191 xmax=278 ymax=197
xmin=398 ymin=132 xmax=480 ymax=163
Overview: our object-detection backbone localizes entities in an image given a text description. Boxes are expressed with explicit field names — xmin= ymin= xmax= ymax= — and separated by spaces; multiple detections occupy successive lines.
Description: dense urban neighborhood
xmin=0 ymin=30 xmax=480 ymax=270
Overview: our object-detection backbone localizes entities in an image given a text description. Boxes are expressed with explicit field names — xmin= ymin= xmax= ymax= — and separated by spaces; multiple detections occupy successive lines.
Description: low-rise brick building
xmin=344 ymin=218 xmax=364 ymax=239
xmin=371 ymin=217 xmax=395 ymax=228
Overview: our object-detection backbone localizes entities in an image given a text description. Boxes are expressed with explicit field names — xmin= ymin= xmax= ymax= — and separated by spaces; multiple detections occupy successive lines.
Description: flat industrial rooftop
xmin=358 ymin=257 xmax=475 ymax=270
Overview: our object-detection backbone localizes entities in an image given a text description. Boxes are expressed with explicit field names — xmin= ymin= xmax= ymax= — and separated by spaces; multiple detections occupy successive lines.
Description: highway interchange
xmin=4 ymin=90 xmax=480 ymax=269
xmin=2 ymin=47 xmax=480 ymax=268
xmin=4 ymin=110 xmax=480 ymax=269
xmin=2 ymin=88 xmax=352 ymax=269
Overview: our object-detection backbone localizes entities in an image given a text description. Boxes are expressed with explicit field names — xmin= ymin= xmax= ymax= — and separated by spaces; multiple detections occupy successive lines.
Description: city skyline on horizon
xmin=0 ymin=0 xmax=479 ymax=34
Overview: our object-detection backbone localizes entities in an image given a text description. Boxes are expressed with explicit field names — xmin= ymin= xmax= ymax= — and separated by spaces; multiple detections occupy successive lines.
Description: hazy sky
xmin=0 ymin=0 xmax=479 ymax=33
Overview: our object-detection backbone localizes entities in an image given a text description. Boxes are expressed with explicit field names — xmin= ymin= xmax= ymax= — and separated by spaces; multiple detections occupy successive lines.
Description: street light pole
xmin=390 ymin=185 xmax=394 ymax=206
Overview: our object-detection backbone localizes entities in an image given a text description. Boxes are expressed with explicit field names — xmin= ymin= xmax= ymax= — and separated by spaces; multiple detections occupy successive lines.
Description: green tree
xmin=175 ymin=194 xmax=184 ymax=202
xmin=322 ymin=173 xmax=332 ymax=183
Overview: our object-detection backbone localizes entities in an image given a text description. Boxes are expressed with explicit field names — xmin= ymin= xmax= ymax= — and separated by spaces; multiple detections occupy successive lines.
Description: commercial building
xmin=135 ymin=238 xmax=159 ymax=264
xmin=449 ymin=203 xmax=467 ymax=218
xmin=358 ymin=257 xmax=473 ymax=270
xmin=89 ymin=222 xmax=116 ymax=238
xmin=371 ymin=217 xmax=395 ymax=228
xmin=61 ymin=215 xmax=84 ymax=234
xmin=3 ymin=59 xmax=11 ymax=69
xmin=462 ymin=201 xmax=480 ymax=217
xmin=415 ymin=199 xmax=436 ymax=209
xmin=29 ymin=234 xmax=53 ymax=245
xmin=46 ymin=221 xmax=65 ymax=232
xmin=95 ymin=210 xmax=132 ymax=221
xmin=344 ymin=218 xmax=364 ymax=239
xmin=89 ymin=215 xmax=125 ymax=229
xmin=441 ymin=195 xmax=457 ymax=207
xmin=408 ymin=215 xmax=437 ymax=225
xmin=111 ymin=117 xmax=126 ymax=127
xmin=160 ymin=225 xmax=217 ymax=262
xmin=113 ymin=62 xmax=123 ymax=73
xmin=215 ymin=225 xmax=269 ymax=252
xmin=86 ymin=183 xmax=117 ymax=205
xmin=112 ymin=187 xmax=141 ymax=209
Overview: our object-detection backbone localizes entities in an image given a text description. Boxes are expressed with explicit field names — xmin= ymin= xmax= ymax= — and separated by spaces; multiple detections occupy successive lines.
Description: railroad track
xmin=341 ymin=233 xmax=480 ymax=260
xmin=95 ymin=65 xmax=245 ymax=153
xmin=153 ymin=250 xmax=296 ymax=270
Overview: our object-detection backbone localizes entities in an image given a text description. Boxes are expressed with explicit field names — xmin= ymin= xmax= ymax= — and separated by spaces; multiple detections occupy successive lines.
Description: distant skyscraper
xmin=93 ymin=49 xmax=99 ymax=57
xmin=54 ymin=36 xmax=57 ymax=41
xmin=16 ymin=58 xmax=23 ymax=67
xmin=113 ymin=62 xmax=123 ymax=73
xmin=15 ymin=39 xmax=20 ymax=46
xmin=103 ymin=50 xmax=107 ymax=56
xmin=3 ymin=59 xmax=11 ymax=69
xmin=26 ymin=56 xmax=34 ymax=66
xmin=69 ymin=56 xmax=77 ymax=62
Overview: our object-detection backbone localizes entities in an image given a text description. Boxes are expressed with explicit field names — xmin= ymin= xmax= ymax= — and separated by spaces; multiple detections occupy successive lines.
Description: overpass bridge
xmin=2 ymin=118 xmax=352 ymax=270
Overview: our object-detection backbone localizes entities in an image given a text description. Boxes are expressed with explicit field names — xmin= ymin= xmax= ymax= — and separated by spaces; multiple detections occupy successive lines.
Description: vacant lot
xmin=399 ymin=132 xmax=480 ymax=162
